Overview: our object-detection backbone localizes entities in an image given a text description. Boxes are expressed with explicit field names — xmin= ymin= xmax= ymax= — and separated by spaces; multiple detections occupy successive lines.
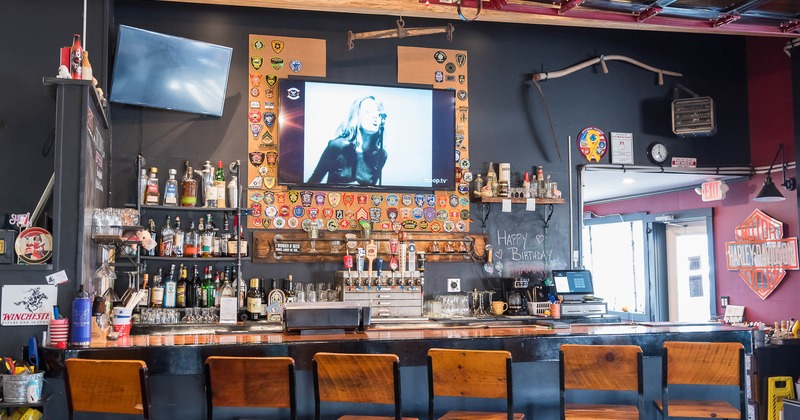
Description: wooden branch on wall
xmin=347 ymin=18 xmax=454 ymax=50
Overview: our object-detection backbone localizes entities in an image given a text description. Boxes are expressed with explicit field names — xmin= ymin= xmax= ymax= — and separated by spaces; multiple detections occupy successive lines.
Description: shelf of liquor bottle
xmin=480 ymin=197 xmax=565 ymax=204
xmin=139 ymin=205 xmax=240 ymax=212
xmin=140 ymin=256 xmax=240 ymax=262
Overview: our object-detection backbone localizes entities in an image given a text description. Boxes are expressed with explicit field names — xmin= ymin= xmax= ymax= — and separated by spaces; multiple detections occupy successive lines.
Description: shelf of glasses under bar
xmin=91 ymin=225 xmax=144 ymax=245
xmin=252 ymin=231 xmax=487 ymax=263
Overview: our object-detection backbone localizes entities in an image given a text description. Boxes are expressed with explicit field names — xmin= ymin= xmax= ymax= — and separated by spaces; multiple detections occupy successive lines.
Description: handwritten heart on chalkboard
xmin=494 ymin=249 xmax=502 ymax=260
xmin=536 ymin=235 xmax=545 ymax=244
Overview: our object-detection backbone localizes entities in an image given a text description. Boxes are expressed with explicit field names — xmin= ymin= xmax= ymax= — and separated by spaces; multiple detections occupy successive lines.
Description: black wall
xmin=0 ymin=0 xmax=751 ymax=357
xmin=108 ymin=0 xmax=750 ymax=295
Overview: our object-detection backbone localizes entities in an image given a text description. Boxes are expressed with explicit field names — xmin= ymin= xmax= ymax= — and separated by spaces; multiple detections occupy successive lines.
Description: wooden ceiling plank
xmin=155 ymin=0 xmax=800 ymax=37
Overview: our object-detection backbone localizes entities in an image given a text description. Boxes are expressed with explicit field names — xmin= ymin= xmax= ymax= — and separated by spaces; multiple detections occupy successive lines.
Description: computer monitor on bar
xmin=552 ymin=269 xmax=594 ymax=302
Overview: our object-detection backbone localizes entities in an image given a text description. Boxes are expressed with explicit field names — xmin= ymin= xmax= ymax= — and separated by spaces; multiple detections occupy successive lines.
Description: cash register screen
xmin=552 ymin=270 xmax=594 ymax=301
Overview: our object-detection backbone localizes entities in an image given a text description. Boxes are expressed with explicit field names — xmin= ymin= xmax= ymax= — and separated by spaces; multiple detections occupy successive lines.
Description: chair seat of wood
xmin=653 ymin=399 xmax=741 ymax=418
xmin=439 ymin=411 xmax=525 ymax=420
xmin=339 ymin=416 xmax=418 ymax=420
xmin=565 ymin=403 xmax=639 ymax=419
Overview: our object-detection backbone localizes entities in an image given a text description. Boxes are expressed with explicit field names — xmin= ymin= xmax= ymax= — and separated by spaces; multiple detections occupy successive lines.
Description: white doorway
xmin=665 ymin=220 xmax=712 ymax=322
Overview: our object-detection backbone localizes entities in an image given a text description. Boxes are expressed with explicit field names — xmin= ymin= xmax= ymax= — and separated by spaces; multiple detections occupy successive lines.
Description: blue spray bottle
xmin=70 ymin=286 xmax=92 ymax=347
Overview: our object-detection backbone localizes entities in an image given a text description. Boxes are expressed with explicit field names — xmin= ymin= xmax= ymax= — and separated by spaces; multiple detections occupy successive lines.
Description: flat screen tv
xmin=552 ymin=269 xmax=595 ymax=301
xmin=109 ymin=25 xmax=233 ymax=117
xmin=278 ymin=79 xmax=456 ymax=191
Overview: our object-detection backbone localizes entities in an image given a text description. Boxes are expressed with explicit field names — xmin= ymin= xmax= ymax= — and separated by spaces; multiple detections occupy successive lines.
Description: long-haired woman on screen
xmin=307 ymin=96 xmax=388 ymax=185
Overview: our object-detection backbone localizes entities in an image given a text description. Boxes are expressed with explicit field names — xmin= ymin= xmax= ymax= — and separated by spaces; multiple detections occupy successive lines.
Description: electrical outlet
xmin=447 ymin=278 xmax=461 ymax=292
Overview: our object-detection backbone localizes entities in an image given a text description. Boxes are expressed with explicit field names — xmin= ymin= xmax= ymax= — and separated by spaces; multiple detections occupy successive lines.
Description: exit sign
xmin=701 ymin=180 xmax=728 ymax=202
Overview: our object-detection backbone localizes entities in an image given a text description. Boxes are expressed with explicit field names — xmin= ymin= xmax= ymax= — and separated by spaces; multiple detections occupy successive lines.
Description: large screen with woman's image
xmin=278 ymin=79 xmax=456 ymax=191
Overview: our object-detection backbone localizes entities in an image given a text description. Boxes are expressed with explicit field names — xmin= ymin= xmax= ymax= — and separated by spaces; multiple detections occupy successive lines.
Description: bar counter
xmin=43 ymin=321 xmax=753 ymax=375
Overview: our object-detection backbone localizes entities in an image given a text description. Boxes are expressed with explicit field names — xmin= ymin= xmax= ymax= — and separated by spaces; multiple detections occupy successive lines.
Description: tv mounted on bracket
xmin=109 ymin=25 xmax=233 ymax=117
xmin=278 ymin=79 xmax=456 ymax=191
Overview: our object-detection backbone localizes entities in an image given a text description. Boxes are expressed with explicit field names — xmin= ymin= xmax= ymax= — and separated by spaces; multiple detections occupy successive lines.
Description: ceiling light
xmin=621 ymin=178 xmax=635 ymax=184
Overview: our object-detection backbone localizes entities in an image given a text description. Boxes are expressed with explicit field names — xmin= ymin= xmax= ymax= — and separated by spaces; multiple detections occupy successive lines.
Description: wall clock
xmin=646 ymin=142 xmax=669 ymax=165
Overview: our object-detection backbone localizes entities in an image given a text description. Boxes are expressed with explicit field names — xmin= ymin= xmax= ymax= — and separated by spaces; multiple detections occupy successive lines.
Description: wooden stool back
xmin=654 ymin=341 xmax=745 ymax=419
xmin=559 ymin=344 xmax=643 ymax=420
xmin=313 ymin=352 xmax=408 ymax=420
xmin=427 ymin=348 xmax=523 ymax=420
xmin=64 ymin=358 xmax=150 ymax=419
xmin=561 ymin=344 xmax=642 ymax=391
xmin=205 ymin=356 xmax=296 ymax=419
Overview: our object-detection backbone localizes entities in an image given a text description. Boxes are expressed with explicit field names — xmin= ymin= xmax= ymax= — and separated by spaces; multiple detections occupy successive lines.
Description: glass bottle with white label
xmin=163 ymin=169 xmax=179 ymax=206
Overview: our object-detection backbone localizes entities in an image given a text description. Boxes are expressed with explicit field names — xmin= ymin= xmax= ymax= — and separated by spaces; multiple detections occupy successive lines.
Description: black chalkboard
xmin=483 ymin=203 xmax=570 ymax=279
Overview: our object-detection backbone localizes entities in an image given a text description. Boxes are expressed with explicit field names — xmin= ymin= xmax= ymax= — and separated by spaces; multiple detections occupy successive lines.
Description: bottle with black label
xmin=247 ymin=278 xmax=262 ymax=321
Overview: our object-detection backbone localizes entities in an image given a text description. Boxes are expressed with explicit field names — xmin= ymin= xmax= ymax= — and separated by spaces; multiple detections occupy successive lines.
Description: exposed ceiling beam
xmin=156 ymin=0 xmax=800 ymax=37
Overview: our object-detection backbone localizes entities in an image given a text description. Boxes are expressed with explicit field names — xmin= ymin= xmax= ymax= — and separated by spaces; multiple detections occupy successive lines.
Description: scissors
xmin=1 ymin=357 xmax=15 ymax=375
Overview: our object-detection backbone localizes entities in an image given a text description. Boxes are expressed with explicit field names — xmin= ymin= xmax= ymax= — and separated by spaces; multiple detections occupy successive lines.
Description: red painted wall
xmin=585 ymin=173 xmax=797 ymax=324
xmin=585 ymin=38 xmax=797 ymax=324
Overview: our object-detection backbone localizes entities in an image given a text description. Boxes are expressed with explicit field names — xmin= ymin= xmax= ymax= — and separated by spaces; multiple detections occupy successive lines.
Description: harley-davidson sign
xmin=725 ymin=209 xmax=798 ymax=299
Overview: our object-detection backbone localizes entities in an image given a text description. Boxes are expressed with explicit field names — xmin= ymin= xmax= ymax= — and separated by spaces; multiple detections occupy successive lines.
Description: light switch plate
xmin=447 ymin=278 xmax=460 ymax=292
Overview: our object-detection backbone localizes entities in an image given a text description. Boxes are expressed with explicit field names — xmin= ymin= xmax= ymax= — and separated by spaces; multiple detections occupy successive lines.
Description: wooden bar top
xmin=42 ymin=322 xmax=753 ymax=375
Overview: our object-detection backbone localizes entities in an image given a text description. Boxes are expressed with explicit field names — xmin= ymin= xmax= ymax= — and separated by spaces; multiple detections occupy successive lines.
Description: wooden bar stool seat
xmin=205 ymin=356 xmax=297 ymax=419
xmin=653 ymin=341 xmax=745 ymax=419
xmin=427 ymin=348 xmax=525 ymax=420
xmin=313 ymin=352 xmax=417 ymax=420
xmin=64 ymin=358 xmax=151 ymax=419
xmin=559 ymin=344 xmax=644 ymax=420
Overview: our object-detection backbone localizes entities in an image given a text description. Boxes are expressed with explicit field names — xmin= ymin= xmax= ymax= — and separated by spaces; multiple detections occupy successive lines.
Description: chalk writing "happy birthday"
xmin=496 ymin=231 xmax=553 ymax=262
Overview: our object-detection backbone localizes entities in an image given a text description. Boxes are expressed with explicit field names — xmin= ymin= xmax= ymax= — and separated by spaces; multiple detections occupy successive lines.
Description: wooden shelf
xmin=480 ymin=197 xmax=565 ymax=204
xmin=140 ymin=205 xmax=239 ymax=212
xmin=253 ymin=231 xmax=487 ymax=263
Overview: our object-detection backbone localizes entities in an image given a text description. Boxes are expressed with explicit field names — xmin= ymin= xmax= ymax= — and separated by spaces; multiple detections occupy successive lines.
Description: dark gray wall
xmin=109 ymin=0 xmax=750 ymax=296
xmin=0 ymin=0 xmax=751 ymax=358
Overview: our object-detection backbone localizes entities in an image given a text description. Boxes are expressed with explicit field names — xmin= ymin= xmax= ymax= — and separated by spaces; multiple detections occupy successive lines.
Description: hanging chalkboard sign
xmin=484 ymin=204 xmax=569 ymax=279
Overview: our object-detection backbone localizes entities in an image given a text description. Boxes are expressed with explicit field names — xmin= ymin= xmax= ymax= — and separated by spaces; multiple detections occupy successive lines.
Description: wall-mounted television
xmin=278 ymin=79 xmax=456 ymax=191
xmin=109 ymin=25 xmax=233 ymax=117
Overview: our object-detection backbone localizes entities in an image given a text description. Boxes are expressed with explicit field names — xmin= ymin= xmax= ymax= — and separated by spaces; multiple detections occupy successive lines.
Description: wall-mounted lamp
xmin=753 ymin=143 xmax=796 ymax=202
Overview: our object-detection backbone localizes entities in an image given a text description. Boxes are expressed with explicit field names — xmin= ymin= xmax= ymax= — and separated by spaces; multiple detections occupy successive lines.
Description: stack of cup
xmin=111 ymin=306 xmax=133 ymax=337
xmin=48 ymin=318 xmax=69 ymax=346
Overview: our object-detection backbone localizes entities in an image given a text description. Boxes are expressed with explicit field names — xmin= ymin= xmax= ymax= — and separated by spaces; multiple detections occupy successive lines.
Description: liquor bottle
xmin=184 ymin=220 xmax=198 ymax=257
xmin=228 ymin=213 xmax=248 ymax=257
xmin=172 ymin=217 xmax=184 ymax=257
xmin=213 ymin=270 xmax=222 ymax=308
xmin=160 ymin=215 xmax=174 ymax=257
xmin=284 ymin=275 xmax=295 ymax=303
xmin=138 ymin=273 xmax=150 ymax=308
xmin=486 ymin=162 xmax=497 ymax=197
xmin=144 ymin=167 xmax=160 ymax=205
xmin=138 ymin=168 xmax=148 ymax=206
xmin=176 ymin=265 xmax=188 ymax=308
xmin=200 ymin=214 xmax=214 ymax=258
xmin=187 ymin=265 xmax=200 ymax=308
xmin=181 ymin=161 xmax=198 ymax=207
xmin=163 ymin=169 xmax=179 ymax=206
xmin=203 ymin=266 xmax=215 ymax=307
xmin=219 ymin=213 xmax=231 ymax=257
xmin=215 ymin=160 xmax=226 ymax=208
xmin=232 ymin=265 xmax=245 ymax=308
xmin=247 ymin=278 xmax=261 ymax=321
xmin=163 ymin=264 xmax=177 ymax=309
xmin=473 ymin=173 xmax=484 ymax=200
xmin=150 ymin=268 xmax=164 ymax=308
xmin=146 ymin=219 xmax=158 ymax=256
xmin=199 ymin=161 xmax=217 ymax=207
xmin=221 ymin=270 xmax=234 ymax=299
xmin=81 ymin=51 xmax=93 ymax=81
xmin=69 ymin=34 xmax=82 ymax=80
xmin=212 ymin=218 xmax=221 ymax=257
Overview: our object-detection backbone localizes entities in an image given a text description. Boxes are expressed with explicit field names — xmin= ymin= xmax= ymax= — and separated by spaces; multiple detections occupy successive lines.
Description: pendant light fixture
xmin=753 ymin=143 xmax=796 ymax=202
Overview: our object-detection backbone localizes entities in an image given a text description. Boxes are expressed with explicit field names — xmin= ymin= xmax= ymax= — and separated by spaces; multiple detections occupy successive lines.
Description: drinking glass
xmin=120 ymin=272 xmax=138 ymax=307
xmin=330 ymin=240 xmax=342 ymax=254
xmin=306 ymin=283 xmax=317 ymax=302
